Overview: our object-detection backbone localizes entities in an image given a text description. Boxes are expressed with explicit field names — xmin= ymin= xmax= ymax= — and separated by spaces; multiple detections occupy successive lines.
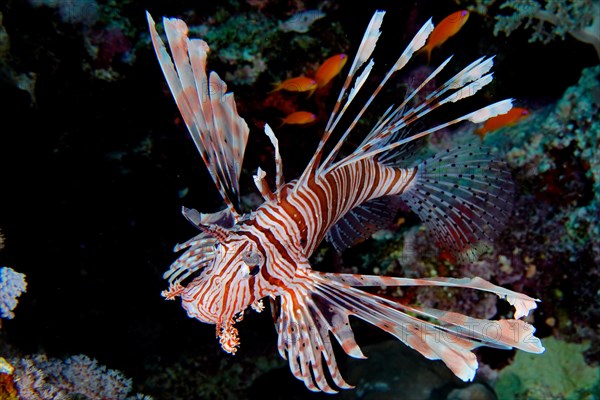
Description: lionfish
xmin=147 ymin=10 xmax=544 ymax=393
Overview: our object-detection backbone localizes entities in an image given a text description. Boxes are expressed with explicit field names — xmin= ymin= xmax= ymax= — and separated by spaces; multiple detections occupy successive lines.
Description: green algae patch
xmin=495 ymin=337 xmax=600 ymax=400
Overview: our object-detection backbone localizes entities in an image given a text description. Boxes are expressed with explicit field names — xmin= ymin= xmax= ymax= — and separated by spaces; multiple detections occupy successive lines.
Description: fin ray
xmin=400 ymin=144 xmax=514 ymax=252
xmin=299 ymin=11 xmax=386 ymax=186
xmin=309 ymin=272 xmax=544 ymax=381
xmin=147 ymin=13 xmax=249 ymax=214
xmin=272 ymin=289 xmax=354 ymax=393
xmin=313 ymin=272 xmax=539 ymax=319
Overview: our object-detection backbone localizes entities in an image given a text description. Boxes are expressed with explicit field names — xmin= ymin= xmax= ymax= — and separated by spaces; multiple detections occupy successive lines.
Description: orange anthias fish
xmin=148 ymin=10 xmax=544 ymax=394
xmin=421 ymin=10 xmax=470 ymax=63
xmin=281 ymin=111 xmax=317 ymax=126
xmin=315 ymin=53 xmax=348 ymax=88
xmin=475 ymin=107 xmax=530 ymax=139
xmin=271 ymin=76 xmax=318 ymax=94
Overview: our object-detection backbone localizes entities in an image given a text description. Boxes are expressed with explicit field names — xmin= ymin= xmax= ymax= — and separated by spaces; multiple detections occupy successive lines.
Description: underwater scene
xmin=0 ymin=0 xmax=599 ymax=399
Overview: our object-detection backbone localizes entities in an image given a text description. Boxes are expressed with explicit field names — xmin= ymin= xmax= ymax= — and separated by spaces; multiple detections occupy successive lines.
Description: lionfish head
xmin=164 ymin=224 xmax=267 ymax=353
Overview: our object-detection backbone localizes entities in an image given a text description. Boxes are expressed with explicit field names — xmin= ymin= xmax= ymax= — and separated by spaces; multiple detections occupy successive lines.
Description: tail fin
xmin=400 ymin=143 xmax=514 ymax=257
xmin=417 ymin=44 xmax=433 ymax=64
xmin=272 ymin=270 xmax=543 ymax=392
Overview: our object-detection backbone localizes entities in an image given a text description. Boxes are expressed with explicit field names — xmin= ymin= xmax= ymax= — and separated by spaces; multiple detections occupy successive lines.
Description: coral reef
xmin=10 ymin=354 xmax=150 ymax=399
xmin=457 ymin=0 xmax=600 ymax=59
xmin=191 ymin=11 xmax=276 ymax=86
xmin=491 ymin=65 xmax=600 ymax=362
xmin=183 ymin=4 xmax=347 ymax=86
xmin=502 ymin=66 xmax=600 ymax=265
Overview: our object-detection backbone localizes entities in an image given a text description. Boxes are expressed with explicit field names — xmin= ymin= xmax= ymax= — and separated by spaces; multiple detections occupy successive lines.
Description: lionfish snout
xmin=176 ymin=239 xmax=267 ymax=354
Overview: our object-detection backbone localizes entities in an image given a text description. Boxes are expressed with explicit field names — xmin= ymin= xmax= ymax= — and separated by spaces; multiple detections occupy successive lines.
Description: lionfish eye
xmin=242 ymin=250 xmax=262 ymax=266
xmin=242 ymin=250 xmax=263 ymax=276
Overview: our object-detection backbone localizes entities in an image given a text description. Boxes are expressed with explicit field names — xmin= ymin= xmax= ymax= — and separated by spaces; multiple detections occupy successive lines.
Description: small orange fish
xmin=475 ymin=107 xmax=530 ymax=139
xmin=315 ymin=54 xmax=348 ymax=88
xmin=281 ymin=111 xmax=317 ymax=126
xmin=421 ymin=10 xmax=470 ymax=63
xmin=271 ymin=76 xmax=318 ymax=94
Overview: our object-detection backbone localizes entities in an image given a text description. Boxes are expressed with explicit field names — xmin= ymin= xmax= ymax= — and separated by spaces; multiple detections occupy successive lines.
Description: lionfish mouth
xmin=216 ymin=312 xmax=244 ymax=354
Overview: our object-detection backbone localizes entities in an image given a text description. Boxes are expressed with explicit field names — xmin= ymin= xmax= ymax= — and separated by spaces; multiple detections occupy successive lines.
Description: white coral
xmin=0 ymin=266 xmax=27 ymax=319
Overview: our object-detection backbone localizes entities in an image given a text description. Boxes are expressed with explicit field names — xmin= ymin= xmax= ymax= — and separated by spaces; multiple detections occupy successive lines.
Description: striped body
xmin=148 ymin=10 xmax=544 ymax=393
xmin=180 ymin=159 xmax=416 ymax=326
xmin=261 ymin=160 xmax=416 ymax=256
